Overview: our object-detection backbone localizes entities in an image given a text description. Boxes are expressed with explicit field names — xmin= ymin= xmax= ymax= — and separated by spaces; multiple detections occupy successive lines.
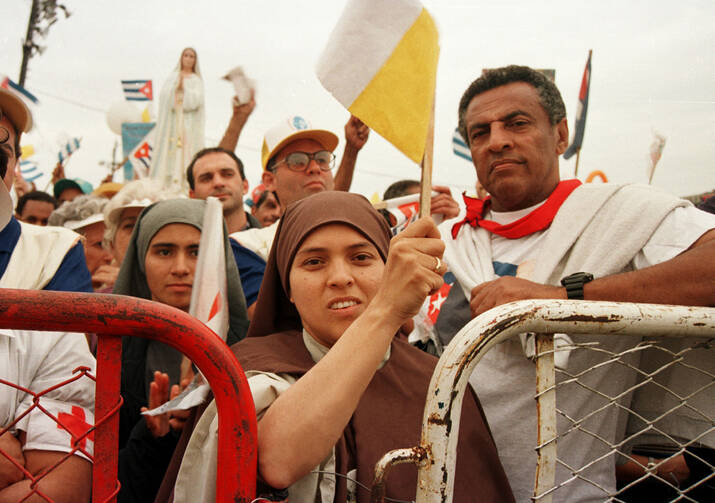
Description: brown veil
xmin=247 ymin=190 xmax=391 ymax=338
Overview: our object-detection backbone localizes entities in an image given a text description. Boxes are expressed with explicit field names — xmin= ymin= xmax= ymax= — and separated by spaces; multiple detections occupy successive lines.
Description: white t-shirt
xmin=472 ymin=203 xmax=715 ymax=502
xmin=1 ymin=329 xmax=96 ymax=460
xmin=488 ymin=202 xmax=715 ymax=280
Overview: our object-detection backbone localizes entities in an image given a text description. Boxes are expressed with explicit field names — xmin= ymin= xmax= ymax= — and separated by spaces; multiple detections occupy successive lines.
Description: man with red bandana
xmin=434 ymin=65 xmax=715 ymax=502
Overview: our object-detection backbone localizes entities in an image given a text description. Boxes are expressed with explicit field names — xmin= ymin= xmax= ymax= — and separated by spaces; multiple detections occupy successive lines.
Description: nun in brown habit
xmin=171 ymin=191 xmax=514 ymax=502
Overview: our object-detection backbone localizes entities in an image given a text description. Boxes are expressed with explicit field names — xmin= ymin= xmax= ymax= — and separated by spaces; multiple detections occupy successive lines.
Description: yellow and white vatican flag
xmin=317 ymin=0 xmax=439 ymax=164
xmin=144 ymin=196 xmax=228 ymax=415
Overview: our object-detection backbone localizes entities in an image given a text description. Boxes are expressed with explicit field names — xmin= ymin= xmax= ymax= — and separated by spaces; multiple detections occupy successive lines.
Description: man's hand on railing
xmin=470 ymin=276 xmax=566 ymax=318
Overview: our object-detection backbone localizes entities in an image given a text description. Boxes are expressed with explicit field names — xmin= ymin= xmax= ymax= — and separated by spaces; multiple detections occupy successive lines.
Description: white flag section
xmin=188 ymin=197 xmax=229 ymax=339
xmin=647 ymin=132 xmax=666 ymax=183
xmin=144 ymin=197 xmax=228 ymax=416
xmin=316 ymin=0 xmax=439 ymax=164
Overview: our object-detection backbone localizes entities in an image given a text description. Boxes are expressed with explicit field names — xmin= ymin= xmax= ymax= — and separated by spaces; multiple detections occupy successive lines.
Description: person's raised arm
xmin=218 ymin=92 xmax=256 ymax=152
xmin=333 ymin=115 xmax=369 ymax=192
xmin=257 ymin=217 xmax=445 ymax=489
xmin=470 ymin=228 xmax=715 ymax=318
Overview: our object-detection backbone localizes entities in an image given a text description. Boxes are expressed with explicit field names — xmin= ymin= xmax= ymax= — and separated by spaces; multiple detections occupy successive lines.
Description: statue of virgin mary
xmin=149 ymin=47 xmax=205 ymax=192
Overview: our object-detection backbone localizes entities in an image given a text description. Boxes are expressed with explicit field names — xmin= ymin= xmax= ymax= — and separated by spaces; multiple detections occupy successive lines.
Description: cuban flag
xmin=452 ymin=127 xmax=472 ymax=162
xmin=1 ymin=76 xmax=39 ymax=104
xmin=121 ymin=80 xmax=153 ymax=101
xmin=58 ymin=138 xmax=81 ymax=164
xmin=563 ymin=50 xmax=592 ymax=160
xmin=130 ymin=139 xmax=153 ymax=178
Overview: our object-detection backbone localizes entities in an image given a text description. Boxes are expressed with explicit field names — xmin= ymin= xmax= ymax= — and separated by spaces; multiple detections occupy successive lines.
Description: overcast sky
xmin=2 ymin=0 xmax=713 ymax=199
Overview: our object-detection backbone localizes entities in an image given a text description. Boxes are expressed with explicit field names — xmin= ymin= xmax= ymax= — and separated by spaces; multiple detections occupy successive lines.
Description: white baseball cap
xmin=261 ymin=115 xmax=338 ymax=171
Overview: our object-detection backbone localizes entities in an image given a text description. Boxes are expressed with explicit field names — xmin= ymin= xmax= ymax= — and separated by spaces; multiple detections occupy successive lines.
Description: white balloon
xmin=106 ymin=101 xmax=143 ymax=135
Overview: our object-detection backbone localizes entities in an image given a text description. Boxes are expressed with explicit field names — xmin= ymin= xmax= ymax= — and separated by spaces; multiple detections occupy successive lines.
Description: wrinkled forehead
xmin=466 ymin=82 xmax=546 ymax=125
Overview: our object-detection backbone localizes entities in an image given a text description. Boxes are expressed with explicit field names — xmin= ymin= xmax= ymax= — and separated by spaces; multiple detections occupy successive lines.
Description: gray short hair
xmin=457 ymin=65 xmax=566 ymax=142
xmin=48 ymin=195 xmax=108 ymax=233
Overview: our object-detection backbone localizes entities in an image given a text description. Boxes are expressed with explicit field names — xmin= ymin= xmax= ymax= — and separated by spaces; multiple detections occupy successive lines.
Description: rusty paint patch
xmin=545 ymin=314 xmax=620 ymax=323
xmin=428 ymin=412 xmax=447 ymax=426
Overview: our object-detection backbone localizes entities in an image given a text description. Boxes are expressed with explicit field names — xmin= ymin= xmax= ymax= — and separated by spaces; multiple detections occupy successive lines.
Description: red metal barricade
xmin=0 ymin=288 xmax=257 ymax=503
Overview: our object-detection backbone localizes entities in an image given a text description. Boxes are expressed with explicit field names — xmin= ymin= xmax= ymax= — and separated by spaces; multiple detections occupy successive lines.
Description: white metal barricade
xmin=370 ymin=300 xmax=714 ymax=503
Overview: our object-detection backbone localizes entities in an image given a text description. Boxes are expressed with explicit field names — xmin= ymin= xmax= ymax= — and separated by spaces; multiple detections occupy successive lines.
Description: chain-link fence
xmin=539 ymin=333 xmax=713 ymax=502
xmin=0 ymin=288 xmax=257 ymax=503
xmin=375 ymin=300 xmax=714 ymax=503
xmin=0 ymin=362 xmax=96 ymax=502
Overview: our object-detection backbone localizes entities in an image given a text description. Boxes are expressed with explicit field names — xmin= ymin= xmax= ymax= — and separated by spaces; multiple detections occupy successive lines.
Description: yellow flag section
xmin=317 ymin=0 xmax=439 ymax=164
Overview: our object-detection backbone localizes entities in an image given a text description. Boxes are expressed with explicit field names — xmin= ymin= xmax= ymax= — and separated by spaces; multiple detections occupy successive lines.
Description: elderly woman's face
xmin=81 ymin=221 xmax=112 ymax=274
xmin=111 ymin=206 xmax=144 ymax=264
xmin=144 ymin=223 xmax=200 ymax=312
xmin=288 ymin=223 xmax=384 ymax=348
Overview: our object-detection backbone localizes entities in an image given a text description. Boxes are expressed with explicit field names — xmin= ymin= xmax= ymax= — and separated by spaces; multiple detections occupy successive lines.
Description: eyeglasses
xmin=272 ymin=150 xmax=335 ymax=172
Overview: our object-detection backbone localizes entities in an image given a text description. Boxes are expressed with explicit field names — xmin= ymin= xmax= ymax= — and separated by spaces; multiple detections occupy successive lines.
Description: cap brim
xmin=106 ymin=199 xmax=154 ymax=223
xmin=263 ymin=129 xmax=339 ymax=170
xmin=64 ymin=213 xmax=105 ymax=231
xmin=0 ymin=88 xmax=32 ymax=133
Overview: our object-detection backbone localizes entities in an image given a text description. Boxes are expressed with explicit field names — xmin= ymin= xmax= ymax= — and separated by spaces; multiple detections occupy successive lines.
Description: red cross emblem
xmin=57 ymin=406 xmax=94 ymax=450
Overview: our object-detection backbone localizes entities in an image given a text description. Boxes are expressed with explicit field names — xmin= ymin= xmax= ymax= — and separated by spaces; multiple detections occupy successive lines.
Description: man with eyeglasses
xmin=231 ymin=115 xmax=368 ymax=260
xmin=0 ymin=88 xmax=91 ymax=292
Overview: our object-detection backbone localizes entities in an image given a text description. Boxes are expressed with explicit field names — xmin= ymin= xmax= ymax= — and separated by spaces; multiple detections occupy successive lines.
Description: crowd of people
xmin=0 ymin=62 xmax=713 ymax=503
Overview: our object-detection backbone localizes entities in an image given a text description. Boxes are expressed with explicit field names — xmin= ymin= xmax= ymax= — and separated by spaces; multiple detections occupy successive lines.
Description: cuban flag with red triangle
xmin=121 ymin=80 xmax=153 ymax=101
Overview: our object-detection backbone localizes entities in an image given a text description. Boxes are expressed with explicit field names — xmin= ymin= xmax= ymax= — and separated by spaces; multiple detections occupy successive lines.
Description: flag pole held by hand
xmin=419 ymin=98 xmax=435 ymax=218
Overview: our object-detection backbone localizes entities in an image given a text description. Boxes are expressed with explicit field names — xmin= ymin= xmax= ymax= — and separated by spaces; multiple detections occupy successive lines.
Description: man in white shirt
xmin=440 ymin=65 xmax=715 ymax=502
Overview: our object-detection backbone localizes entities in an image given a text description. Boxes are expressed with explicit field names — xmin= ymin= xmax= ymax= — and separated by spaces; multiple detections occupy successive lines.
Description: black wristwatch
xmin=560 ymin=272 xmax=594 ymax=300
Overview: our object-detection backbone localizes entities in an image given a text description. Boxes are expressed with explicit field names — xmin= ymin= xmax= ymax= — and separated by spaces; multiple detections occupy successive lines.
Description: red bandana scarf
xmin=451 ymin=179 xmax=582 ymax=239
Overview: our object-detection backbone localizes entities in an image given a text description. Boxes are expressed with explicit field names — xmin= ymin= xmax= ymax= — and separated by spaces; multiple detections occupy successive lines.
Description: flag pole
xmin=574 ymin=148 xmax=581 ymax=177
xmin=419 ymin=98 xmax=436 ymax=218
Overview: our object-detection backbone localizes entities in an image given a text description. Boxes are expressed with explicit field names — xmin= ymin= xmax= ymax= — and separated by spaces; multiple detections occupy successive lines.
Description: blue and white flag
xmin=20 ymin=159 xmax=43 ymax=183
xmin=1 ymin=76 xmax=39 ymax=104
xmin=121 ymin=80 xmax=153 ymax=101
xmin=58 ymin=138 xmax=81 ymax=164
xmin=452 ymin=128 xmax=471 ymax=162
